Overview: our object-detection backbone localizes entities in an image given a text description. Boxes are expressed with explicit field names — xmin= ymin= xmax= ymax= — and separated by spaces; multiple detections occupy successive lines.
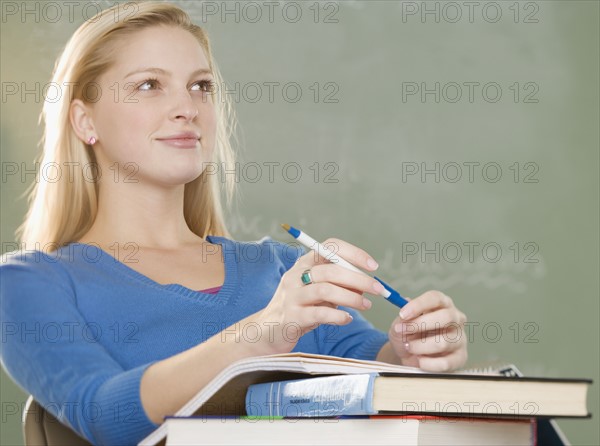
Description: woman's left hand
xmin=388 ymin=290 xmax=468 ymax=372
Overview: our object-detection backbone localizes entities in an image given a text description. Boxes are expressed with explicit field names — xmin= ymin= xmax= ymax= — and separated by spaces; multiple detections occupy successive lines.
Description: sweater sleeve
xmin=0 ymin=252 xmax=160 ymax=446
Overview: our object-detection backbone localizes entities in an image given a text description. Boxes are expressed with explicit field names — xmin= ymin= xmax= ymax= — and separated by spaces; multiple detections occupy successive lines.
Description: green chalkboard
xmin=1 ymin=2 xmax=597 ymax=444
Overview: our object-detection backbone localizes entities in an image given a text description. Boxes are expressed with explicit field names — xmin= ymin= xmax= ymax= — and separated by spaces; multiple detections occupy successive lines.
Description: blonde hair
xmin=16 ymin=1 xmax=238 ymax=251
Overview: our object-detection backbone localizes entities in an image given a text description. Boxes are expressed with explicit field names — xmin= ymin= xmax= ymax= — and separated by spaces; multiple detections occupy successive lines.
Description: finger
xmin=319 ymin=237 xmax=380 ymax=271
xmin=404 ymin=326 xmax=465 ymax=356
xmin=417 ymin=347 xmax=468 ymax=372
xmin=298 ymin=305 xmax=355 ymax=327
xmin=394 ymin=308 xmax=466 ymax=335
xmin=339 ymin=285 xmax=364 ymax=295
xmin=293 ymin=249 xmax=354 ymax=272
xmin=293 ymin=250 xmax=323 ymax=269
xmin=303 ymin=282 xmax=372 ymax=311
xmin=399 ymin=290 xmax=454 ymax=321
xmin=306 ymin=263 xmax=384 ymax=296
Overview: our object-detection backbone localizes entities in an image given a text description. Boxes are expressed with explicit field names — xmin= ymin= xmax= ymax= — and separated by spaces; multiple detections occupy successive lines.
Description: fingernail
xmin=372 ymin=281 xmax=385 ymax=293
xmin=367 ymin=258 xmax=379 ymax=270
xmin=394 ymin=323 xmax=402 ymax=333
xmin=362 ymin=298 xmax=372 ymax=309
xmin=399 ymin=308 xmax=412 ymax=319
xmin=347 ymin=312 xmax=354 ymax=321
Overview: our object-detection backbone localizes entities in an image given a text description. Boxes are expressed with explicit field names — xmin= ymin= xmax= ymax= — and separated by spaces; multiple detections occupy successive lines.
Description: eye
xmin=137 ymin=78 xmax=159 ymax=91
xmin=191 ymin=79 xmax=216 ymax=93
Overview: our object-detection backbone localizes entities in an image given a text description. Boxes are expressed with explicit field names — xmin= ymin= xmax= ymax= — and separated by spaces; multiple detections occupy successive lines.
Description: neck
xmin=79 ymin=181 xmax=204 ymax=250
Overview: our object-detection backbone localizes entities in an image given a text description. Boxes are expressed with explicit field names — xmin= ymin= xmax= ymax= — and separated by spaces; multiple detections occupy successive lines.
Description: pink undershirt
xmin=198 ymin=286 xmax=221 ymax=294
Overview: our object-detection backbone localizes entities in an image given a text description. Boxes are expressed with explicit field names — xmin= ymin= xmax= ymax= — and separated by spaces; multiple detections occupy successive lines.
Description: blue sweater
xmin=0 ymin=236 xmax=389 ymax=445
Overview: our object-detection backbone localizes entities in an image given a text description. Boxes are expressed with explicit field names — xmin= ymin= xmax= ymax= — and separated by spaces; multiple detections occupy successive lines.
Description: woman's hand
xmin=253 ymin=238 xmax=384 ymax=355
xmin=387 ymin=290 xmax=468 ymax=372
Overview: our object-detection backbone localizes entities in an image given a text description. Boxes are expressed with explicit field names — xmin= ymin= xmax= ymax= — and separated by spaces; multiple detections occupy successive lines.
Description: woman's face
xmin=89 ymin=25 xmax=217 ymax=186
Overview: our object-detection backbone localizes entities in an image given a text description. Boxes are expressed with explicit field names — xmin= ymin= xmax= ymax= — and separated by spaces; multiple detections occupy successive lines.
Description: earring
xmin=87 ymin=136 xmax=97 ymax=145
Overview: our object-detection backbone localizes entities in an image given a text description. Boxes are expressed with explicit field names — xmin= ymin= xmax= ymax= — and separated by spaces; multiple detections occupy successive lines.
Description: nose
xmin=168 ymin=90 xmax=199 ymax=122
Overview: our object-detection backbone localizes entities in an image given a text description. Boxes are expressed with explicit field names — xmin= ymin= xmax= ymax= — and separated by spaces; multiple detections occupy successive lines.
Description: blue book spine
xmin=245 ymin=374 xmax=379 ymax=418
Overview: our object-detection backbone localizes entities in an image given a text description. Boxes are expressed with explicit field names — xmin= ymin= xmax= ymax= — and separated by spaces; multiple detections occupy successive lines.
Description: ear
xmin=70 ymin=99 xmax=96 ymax=143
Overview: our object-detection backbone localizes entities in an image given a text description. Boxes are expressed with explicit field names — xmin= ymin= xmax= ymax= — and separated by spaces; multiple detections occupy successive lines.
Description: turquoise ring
xmin=301 ymin=269 xmax=313 ymax=286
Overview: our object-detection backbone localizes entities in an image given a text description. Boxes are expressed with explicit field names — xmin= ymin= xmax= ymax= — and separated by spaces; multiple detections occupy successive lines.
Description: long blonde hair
xmin=16 ymin=1 xmax=238 ymax=251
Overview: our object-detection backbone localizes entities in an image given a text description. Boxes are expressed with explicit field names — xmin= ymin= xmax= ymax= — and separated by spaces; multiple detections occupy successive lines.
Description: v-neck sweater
xmin=0 ymin=236 xmax=389 ymax=445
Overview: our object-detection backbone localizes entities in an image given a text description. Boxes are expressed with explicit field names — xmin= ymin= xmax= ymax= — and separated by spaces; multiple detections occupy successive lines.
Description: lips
xmin=156 ymin=132 xmax=200 ymax=149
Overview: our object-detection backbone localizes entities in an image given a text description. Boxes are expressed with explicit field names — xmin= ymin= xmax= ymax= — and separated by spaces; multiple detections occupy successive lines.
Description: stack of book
xmin=138 ymin=353 xmax=591 ymax=446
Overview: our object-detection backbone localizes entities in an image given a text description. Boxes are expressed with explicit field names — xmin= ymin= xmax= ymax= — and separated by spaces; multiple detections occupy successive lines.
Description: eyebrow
xmin=124 ymin=67 xmax=213 ymax=78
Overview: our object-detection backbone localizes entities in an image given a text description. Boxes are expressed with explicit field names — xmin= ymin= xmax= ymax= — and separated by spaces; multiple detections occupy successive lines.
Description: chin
xmin=157 ymin=168 xmax=206 ymax=186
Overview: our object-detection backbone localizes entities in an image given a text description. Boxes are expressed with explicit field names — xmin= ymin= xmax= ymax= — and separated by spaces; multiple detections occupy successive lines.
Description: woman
xmin=0 ymin=2 xmax=467 ymax=445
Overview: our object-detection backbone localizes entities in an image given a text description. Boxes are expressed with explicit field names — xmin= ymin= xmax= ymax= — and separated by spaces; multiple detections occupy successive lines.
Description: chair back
xmin=22 ymin=396 xmax=92 ymax=446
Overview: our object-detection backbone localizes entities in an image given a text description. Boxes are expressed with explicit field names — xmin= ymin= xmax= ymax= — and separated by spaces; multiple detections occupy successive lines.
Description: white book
xmin=162 ymin=416 xmax=535 ymax=446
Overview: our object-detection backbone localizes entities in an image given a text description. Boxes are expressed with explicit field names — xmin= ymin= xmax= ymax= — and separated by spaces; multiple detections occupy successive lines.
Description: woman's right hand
xmin=252 ymin=238 xmax=386 ymax=355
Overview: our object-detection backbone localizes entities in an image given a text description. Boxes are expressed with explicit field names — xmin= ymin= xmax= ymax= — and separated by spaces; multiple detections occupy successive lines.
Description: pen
xmin=281 ymin=224 xmax=408 ymax=308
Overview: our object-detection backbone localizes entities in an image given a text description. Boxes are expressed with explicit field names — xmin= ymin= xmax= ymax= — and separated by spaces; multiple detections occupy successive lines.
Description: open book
xmin=138 ymin=353 xmax=590 ymax=446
